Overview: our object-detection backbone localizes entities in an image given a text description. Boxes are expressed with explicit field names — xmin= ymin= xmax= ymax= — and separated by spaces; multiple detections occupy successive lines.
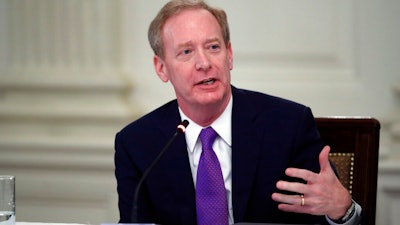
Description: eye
xmin=209 ymin=44 xmax=220 ymax=51
xmin=176 ymin=48 xmax=193 ymax=61
xmin=182 ymin=49 xmax=192 ymax=55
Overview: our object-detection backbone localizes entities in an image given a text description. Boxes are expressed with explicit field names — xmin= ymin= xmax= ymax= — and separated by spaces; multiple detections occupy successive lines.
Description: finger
xmin=285 ymin=167 xmax=317 ymax=183
xmin=276 ymin=180 xmax=307 ymax=194
xmin=271 ymin=192 xmax=305 ymax=206
xmin=277 ymin=202 xmax=309 ymax=214
xmin=319 ymin=145 xmax=331 ymax=173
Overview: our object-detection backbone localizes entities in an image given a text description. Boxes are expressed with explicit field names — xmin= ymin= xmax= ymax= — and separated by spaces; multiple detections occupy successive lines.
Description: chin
xmin=202 ymin=94 xmax=226 ymax=105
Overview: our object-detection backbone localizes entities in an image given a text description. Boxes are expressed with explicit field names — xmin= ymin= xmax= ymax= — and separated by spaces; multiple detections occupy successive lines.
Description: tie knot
xmin=199 ymin=127 xmax=217 ymax=150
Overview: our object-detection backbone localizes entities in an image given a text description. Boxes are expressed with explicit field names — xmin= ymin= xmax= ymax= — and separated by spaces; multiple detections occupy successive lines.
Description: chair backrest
xmin=315 ymin=117 xmax=380 ymax=225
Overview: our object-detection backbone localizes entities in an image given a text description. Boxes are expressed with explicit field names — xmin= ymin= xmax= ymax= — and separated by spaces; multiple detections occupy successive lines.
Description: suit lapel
xmin=231 ymin=87 xmax=263 ymax=222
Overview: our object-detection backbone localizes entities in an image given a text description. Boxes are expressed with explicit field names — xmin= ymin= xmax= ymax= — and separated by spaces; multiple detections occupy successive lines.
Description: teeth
xmin=203 ymin=79 xmax=215 ymax=85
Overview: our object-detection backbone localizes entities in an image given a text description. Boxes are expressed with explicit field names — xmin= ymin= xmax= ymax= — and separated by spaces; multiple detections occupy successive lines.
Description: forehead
xmin=162 ymin=8 xmax=222 ymax=42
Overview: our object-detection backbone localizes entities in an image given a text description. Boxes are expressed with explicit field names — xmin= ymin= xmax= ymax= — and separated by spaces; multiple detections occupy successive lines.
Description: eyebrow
xmin=176 ymin=37 xmax=221 ymax=49
xmin=176 ymin=41 xmax=192 ymax=50
xmin=205 ymin=37 xmax=221 ymax=45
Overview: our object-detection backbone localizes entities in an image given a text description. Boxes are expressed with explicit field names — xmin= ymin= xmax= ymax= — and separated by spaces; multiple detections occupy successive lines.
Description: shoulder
xmin=232 ymin=86 xmax=309 ymax=114
xmin=231 ymin=86 xmax=317 ymax=133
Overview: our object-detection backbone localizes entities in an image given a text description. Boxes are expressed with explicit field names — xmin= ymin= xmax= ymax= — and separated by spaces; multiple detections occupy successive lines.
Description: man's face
xmin=154 ymin=8 xmax=233 ymax=113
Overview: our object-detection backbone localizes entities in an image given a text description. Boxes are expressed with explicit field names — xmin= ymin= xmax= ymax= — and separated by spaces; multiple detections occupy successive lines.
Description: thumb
xmin=319 ymin=145 xmax=332 ymax=173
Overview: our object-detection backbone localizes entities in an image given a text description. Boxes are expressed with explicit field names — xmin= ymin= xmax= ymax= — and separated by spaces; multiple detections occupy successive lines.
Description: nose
xmin=195 ymin=50 xmax=211 ymax=71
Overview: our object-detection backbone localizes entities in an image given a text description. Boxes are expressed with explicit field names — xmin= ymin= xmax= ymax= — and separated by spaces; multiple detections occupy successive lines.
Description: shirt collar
xmin=179 ymin=96 xmax=233 ymax=152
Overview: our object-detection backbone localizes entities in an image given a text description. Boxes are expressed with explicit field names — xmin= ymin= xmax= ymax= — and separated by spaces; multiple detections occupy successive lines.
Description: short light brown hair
xmin=148 ymin=0 xmax=230 ymax=59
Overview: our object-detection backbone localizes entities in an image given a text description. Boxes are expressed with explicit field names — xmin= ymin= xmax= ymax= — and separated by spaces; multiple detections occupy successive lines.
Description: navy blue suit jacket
xmin=115 ymin=87 xmax=327 ymax=225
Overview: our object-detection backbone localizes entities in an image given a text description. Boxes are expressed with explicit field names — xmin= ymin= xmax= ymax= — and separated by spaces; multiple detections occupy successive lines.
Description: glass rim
xmin=0 ymin=175 xmax=15 ymax=179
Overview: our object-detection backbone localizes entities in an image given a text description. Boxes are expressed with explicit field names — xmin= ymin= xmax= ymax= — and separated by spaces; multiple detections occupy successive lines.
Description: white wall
xmin=0 ymin=0 xmax=399 ymax=224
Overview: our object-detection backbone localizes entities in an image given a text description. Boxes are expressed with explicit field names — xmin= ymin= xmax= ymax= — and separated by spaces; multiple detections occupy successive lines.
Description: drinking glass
xmin=0 ymin=175 xmax=15 ymax=225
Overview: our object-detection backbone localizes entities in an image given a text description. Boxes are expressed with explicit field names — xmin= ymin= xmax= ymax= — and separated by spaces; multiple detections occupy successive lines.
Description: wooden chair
xmin=315 ymin=117 xmax=380 ymax=225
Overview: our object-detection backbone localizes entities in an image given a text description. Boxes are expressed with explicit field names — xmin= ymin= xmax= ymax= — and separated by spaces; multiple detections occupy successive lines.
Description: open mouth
xmin=199 ymin=78 xmax=216 ymax=85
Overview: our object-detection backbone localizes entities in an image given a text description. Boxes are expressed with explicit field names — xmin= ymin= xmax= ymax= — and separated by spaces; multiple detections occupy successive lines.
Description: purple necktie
xmin=196 ymin=127 xmax=229 ymax=225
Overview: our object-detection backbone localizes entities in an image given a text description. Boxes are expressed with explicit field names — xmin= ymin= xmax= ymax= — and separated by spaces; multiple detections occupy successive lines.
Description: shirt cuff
xmin=325 ymin=200 xmax=362 ymax=225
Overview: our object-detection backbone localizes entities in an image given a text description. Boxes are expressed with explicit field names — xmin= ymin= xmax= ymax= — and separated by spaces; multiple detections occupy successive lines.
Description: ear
xmin=227 ymin=42 xmax=233 ymax=70
xmin=153 ymin=55 xmax=169 ymax=82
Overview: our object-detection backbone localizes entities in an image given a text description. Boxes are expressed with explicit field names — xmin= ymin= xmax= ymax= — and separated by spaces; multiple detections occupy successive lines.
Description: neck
xmin=180 ymin=95 xmax=231 ymax=127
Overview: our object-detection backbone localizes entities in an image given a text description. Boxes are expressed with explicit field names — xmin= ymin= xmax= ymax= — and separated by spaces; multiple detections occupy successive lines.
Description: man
xmin=115 ymin=1 xmax=361 ymax=224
